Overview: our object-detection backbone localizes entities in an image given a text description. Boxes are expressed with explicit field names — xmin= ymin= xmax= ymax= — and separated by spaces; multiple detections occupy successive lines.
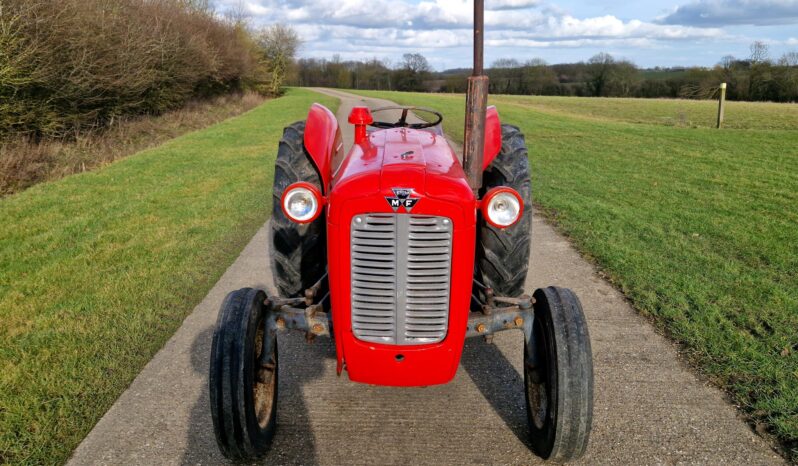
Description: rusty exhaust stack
xmin=463 ymin=0 xmax=488 ymax=195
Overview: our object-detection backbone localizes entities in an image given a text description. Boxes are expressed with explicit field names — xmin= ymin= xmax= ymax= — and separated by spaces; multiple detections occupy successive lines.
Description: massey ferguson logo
xmin=385 ymin=187 xmax=420 ymax=212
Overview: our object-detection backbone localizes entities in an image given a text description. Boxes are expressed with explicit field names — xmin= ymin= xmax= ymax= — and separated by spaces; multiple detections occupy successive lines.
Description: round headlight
xmin=482 ymin=187 xmax=523 ymax=228
xmin=281 ymin=183 xmax=323 ymax=223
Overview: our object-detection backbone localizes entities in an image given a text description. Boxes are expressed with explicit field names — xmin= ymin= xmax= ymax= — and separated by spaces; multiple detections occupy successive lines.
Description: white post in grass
xmin=717 ymin=82 xmax=727 ymax=129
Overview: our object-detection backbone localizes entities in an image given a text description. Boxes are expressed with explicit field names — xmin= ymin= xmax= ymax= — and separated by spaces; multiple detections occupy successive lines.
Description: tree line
xmin=1 ymin=0 xmax=299 ymax=139
xmin=292 ymin=53 xmax=433 ymax=92
xmin=289 ymin=42 xmax=798 ymax=103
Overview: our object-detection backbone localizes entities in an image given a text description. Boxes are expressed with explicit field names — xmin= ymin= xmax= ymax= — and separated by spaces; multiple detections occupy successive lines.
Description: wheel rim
xmin=527 ymin=379 xmax=549 ymax=429
xmin=253 ymin=323 xmax=276 ymax=429
xmin=527 ymin=318 xmax=550 ymax=430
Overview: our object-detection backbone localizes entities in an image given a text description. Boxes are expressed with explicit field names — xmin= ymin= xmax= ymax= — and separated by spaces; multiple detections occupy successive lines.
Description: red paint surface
xmin=303 ymin=103 xmax=342 ymax=194
xmin=348 ymin=106 xmax=373 ymax=144
xmin=327 ymin=127 xmax=476 ymax=386
xmin=482 ymin=106 xmax=502 ymax=170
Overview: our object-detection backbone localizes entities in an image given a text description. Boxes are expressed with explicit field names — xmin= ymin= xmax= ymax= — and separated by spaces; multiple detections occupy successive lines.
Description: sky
xmin=214 ymin=0 xmax=798 ymax=70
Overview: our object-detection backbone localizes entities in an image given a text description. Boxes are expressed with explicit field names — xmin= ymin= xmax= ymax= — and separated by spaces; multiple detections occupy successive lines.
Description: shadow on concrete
xmin=460 ymin=336 xmax=532 ymax=448
xmin=180 ymin=322 xmax=336 ymax=465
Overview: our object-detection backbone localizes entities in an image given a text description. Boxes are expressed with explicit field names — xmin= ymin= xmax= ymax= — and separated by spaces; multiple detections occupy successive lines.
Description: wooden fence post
xmin=717 ymin=82 xmax=727 ymax=129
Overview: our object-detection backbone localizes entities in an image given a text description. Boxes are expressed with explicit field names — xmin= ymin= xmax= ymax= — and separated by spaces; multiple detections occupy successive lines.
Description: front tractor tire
xmin=525 ymin=286 xmax=594 ymax=461
xmin=272 ymin=121 xmax=326 ymax=297
xmin=210 ymin=288 xmax=278 ymax=461
xmin=477 ymin=124 xmax=532 ymax=297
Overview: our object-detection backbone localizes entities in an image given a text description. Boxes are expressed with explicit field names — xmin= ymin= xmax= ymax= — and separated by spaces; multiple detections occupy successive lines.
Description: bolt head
xmin=312 ymin=323 xmax=324 ymax=334
xmin=514 ymin=316 xmax=524 ymax=327
xmin=476 ymin=323 xmax=486 ymax=333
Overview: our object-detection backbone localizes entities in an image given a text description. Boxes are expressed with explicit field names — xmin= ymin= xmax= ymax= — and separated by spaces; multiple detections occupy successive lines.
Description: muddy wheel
xmin=477 ymin=124 xmax=531 ymax=297
xmin=525 ymin=286 xmax=593 ymax=461
xmin=209 ymin=288 xmax=278 ymax=461
xmin=272 ymin=121 xmax=327 ymax=297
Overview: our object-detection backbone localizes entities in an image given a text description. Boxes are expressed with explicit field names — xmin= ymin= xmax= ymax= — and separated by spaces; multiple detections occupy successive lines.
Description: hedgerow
xmin=0 ymin=0 xmax=259 ymax=138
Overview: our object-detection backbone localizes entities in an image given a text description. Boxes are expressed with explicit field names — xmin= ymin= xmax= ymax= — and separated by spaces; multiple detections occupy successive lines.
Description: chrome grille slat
xmin=350 ymin=214 xmax=397 ymax=343
xmin=353 ymin=280 xmax=396 ymax=286
xmin=351 ymin=214 xmax=452 ymax=345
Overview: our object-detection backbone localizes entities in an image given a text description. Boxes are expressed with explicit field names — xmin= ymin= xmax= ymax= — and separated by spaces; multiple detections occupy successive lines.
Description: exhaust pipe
xmin=463 ymin=0 xmax=488 ymax=195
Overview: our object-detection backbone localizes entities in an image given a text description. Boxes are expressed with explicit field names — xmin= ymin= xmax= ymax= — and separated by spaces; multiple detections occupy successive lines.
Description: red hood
xmin=330 ymin=127 xmax=474 ymax=207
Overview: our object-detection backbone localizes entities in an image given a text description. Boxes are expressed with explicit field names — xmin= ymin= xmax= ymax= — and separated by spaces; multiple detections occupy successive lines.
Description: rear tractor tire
xmin=272 ymin=121 xmax=327 ymax=297
xmin=477 ymin=124 xmax=532 ymax=297
xmin=210 ymin=288 xmax=278 ymax=461
xmin=525 ymin=286 xmax=594 ymax=461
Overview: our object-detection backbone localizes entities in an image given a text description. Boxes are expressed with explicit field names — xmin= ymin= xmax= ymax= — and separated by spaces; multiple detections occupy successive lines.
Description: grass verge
xmin=354 ymin=89 xmax=798 ymax=459
xmin=0 ymin=88 xmax=337 ymax=465
xmin=1 ymin=92 xmax=265 ymax=196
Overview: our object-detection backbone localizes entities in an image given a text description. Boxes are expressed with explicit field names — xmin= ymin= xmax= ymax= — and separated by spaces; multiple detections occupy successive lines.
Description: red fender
xmin=482 ymin=105 xmax=502 ymax=171
xmin=303 ymin=103 xmax=342 ymax=194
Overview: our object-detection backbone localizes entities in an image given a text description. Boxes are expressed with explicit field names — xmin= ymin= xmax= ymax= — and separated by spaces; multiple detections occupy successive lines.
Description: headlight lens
xmin=483 ymin=187 xmax=523 ymax=228
xmin=282 ymin=184 xmax=322 ymax=223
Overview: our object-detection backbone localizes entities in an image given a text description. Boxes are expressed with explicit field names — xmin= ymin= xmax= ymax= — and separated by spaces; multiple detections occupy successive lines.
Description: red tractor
xmin=209 ymin=1 xmax=593 ymax=462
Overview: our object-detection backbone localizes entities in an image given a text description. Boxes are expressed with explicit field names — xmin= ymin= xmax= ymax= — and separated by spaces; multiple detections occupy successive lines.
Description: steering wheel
xmin=369 ymin=106 xmax=443 ymax=129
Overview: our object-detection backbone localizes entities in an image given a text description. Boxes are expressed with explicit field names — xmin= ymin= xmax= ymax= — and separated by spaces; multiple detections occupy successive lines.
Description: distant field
xmin=493 ymin=94 xmax=798 ymax=130
xmin=354 ymin=90 xmax=798 ymax=459
xmin=0 ymin=88 xmax=337 ymax=465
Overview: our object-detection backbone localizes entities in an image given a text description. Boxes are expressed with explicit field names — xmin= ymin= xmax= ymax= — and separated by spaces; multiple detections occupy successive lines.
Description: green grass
xmin=354 ymin=90 xmax=798 ymax=458
xmin=477 ymin=93 xmax=797 ymax=130
xmin=0 ymin=88 xmax=337 ymax=465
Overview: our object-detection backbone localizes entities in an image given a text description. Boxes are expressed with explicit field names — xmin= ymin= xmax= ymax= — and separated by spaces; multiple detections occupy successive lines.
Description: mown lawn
xmin=489 ymin=93 xmax=798 ymax=130
xmin=354 ymin=90 xmax=798 ymax=459
xmin=0 ymin=88 xmax=337 ymax=465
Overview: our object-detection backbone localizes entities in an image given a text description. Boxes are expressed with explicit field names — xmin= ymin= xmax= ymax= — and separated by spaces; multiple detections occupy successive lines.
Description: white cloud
xmin=525 ymin=15 xmax=723 ymax=40
xmin=659 ymin=0 xmax=798 ymax=27
xmin=213 ymin=0 xmax=729 ymax=67
xmin=244 ymin=1 xmax=270 ymax=15
xmin=229 ymin=0 xmax=724 ymax=36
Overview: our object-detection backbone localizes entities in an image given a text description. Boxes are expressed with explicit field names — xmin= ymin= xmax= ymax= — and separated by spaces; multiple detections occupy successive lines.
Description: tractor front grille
xmin=350 ymin=214 xmax=452 ymax=345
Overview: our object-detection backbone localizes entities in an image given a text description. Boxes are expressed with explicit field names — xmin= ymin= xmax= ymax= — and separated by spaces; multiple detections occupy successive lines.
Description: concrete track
xmin=68 ymin=89 xmax=782 ymax=465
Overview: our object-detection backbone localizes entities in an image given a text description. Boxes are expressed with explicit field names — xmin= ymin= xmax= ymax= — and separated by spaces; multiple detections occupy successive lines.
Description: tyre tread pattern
xmin=477 ymin=124 xmax=532 ymax=297
xmin=271 ymin=121 xmax=326 ymax=297
xmin=529 ymin=286 xmax=594 ymax=461
xmin=209 ymin=288 xmax=276 ymax=461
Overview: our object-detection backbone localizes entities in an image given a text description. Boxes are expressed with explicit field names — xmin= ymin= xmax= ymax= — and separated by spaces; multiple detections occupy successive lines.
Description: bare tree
xmin=524 ymin=58 xmax=548 ymax=67
xmin=747 ymin=41 xmax=774 ymax=100
xmin=612 ymin=60 xmax=640 ymax=97
xmin=489 ymin=58 xmax=525 ymax=93
xmin=492 ymin=58 xmax=520 ymax=69
xmin=401 ymin=53 xmax=431 ymax=73
xmin=779 ymin=51 xmax=798 ymax=67
xmin=256 ymin=24 xmax=301 ymax=95
xmin=224 ymin=0 xmax=250 ymax=26
xmin=719 ymin=55 xmax=735 ymax=70
xmin=750 ymin=41 xmax=770 ymax=64
xmin=586 ymin=52 xmax=615 ymax=96
xmin=184 ymin=0 xmax=212 ymax=13
xmin=775 ymin=52 xmax=798 ymax=102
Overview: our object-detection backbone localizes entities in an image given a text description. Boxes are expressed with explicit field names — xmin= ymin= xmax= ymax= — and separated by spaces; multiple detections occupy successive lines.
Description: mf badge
xmin=385 ymin=187 xmax=420 ymax=212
